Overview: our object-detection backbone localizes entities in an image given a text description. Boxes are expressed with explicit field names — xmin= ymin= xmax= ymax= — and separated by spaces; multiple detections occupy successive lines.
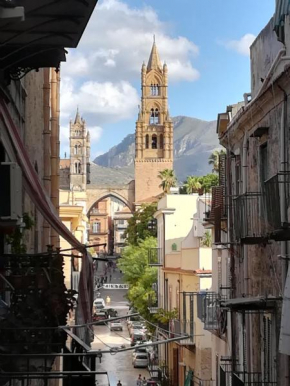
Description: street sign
xmin=102 ymin=284 xmax=129 ymax=289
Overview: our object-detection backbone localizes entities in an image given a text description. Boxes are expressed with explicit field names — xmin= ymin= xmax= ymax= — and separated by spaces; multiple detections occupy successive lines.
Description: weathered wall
xmin=135 ymin=159 xmax=172 ymax=202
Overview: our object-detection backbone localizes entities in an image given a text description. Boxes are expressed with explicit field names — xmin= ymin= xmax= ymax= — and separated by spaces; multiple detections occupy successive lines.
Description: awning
xmin=0 ymin=0 xmax=98 ymax=71
xmin=0 ymin=98 xmax=84 ymax=252
xmin=221 ymin=296 xmax=281 ymax=311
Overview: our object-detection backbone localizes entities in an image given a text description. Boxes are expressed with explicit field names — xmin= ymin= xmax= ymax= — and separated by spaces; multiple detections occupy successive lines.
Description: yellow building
xmin=153 ymin=193 xmax=213 ymax=386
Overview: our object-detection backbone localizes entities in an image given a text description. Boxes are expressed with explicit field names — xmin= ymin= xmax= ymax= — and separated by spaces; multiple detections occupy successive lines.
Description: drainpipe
xmin=42 ymin=68 xmax=51 ymax=248
xmin=242 ymin=133 xmax=251 ymax=373
xmin=279 ymin=92 xmax=290 ymax=386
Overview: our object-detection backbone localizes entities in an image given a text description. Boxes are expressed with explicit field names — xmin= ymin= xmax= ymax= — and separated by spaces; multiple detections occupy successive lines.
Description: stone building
xmin=208 ymin=8 xmax=290 ymax=386
xmin=135 ymin=40 xmax=174 ymax=204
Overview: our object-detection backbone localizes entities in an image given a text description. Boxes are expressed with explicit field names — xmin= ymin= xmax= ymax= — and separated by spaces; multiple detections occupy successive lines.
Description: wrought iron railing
xmin=233 ymin=192 xmax=267 ymax=242
xmin=170 ymin=319 xmax=195 ymax=344
xmin=197 ymin=292 xmax=227 ymax=333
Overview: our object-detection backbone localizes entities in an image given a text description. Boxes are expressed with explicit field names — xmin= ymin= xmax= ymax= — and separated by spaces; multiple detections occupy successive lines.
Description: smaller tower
xmin=69 ymin=108 xmax=90 ymax=191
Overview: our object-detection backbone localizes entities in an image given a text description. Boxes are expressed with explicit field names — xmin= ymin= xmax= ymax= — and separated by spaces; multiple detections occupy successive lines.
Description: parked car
xmin=92 ymin=311 xmax=107 ymax=324
xmin=132 ymin=352 xmax=148 ymax=368
xmin=132 ymin=346 xmax=148 ymax=359
xmin=110 ymin=321 xmax=123 ymax=331
xmin=93 ymin=298 xmax=105 ymax=310
xmin=131 ymin=330 xmax=146 ymax=346
xmin=129 ymin=322 xmax=146 ymax=336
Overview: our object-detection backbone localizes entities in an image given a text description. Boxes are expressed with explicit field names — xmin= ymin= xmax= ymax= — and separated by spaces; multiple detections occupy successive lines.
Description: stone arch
xmin=87 ymin=191 xmax=133 ymax=215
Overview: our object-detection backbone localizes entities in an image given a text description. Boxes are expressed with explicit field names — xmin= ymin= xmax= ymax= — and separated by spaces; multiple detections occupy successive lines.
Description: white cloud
xmin=224 ymin=33 xmax=256 ymax=56
xmin=61 ymin=0 xmax=199 ymax=83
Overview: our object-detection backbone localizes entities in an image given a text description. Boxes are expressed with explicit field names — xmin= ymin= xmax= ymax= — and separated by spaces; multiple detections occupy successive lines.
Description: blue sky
xmin=60 ymin=0 xmax=275 ymax=160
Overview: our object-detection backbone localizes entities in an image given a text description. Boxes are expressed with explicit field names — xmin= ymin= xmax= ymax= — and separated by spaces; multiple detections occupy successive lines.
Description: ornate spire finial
xmin=147 ymin=37 xmax=162 ymax=71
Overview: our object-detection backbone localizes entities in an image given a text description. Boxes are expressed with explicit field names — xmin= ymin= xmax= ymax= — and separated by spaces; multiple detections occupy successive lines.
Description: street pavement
xmin=92 ymin=259 xmax=150 ymax=386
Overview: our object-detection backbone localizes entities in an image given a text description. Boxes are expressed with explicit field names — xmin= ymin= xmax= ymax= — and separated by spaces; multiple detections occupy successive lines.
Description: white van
xmin=93 ymin=298 xmax=105 ymax=310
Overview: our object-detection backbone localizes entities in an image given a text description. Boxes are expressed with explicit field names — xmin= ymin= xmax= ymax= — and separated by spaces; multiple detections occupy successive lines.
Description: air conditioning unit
xmin=0 ymin=162 xmax=22 ymax=220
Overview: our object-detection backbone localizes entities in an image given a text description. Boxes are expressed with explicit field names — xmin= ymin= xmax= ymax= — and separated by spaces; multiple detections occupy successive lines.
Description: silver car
xmin=132 ymin=353 xmax=148 ymax=368
xmin=110 ymin=321 xmax=123 ymax=331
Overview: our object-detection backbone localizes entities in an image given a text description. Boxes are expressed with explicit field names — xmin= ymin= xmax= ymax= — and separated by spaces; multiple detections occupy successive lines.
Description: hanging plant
xmin=5 ymin=212 xmax=35 ymax=254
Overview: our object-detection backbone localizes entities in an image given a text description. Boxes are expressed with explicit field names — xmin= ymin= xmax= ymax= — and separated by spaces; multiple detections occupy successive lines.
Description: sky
xmin=60 ymin=0 xmax=275 ymax=161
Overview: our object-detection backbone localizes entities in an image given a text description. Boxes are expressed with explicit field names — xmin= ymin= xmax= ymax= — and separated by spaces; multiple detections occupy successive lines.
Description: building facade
xmin=208 ymin=11 xmax=290 ymax=386
xmin=152 ymin=194 xmax=213 ymax=385
xmin=135 ymin=41 xmax=174 ymax=204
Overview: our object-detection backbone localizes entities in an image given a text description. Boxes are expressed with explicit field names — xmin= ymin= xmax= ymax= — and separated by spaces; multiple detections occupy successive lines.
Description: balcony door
xmin=93 ymin=221 xmax=100 ymax=233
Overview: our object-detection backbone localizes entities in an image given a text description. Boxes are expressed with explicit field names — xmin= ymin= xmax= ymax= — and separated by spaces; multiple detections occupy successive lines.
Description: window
xmin=93 ymin=222 xmax=100 ymax=233
xmin=145 ymin=134 xmax=149 ymax=149
xmin=149 ymin=108 xmax=159 ymax=124
xmin=260 ymin=143 xmax=268 ymax=186
xmin=75 ymin=162 xmax=81 ymax=174
xmin=78 ymin=144 xmax=81 ymax=155
xmin=160 ymin=134 xmax=164 ymax=149
xmin=150 ymin=84 xmax=159 ymax=96
xmin=152 ymin=134 xmax=157 ymax=149
xmin=74 ymin=145 xmax=78 ymax=155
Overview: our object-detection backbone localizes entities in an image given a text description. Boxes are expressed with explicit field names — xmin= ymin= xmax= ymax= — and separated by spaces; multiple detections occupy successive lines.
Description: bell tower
xmin=135 ymin=39 xmax=173 ymax=203
xmin=69 ymin=108 xmax=90 ymax=191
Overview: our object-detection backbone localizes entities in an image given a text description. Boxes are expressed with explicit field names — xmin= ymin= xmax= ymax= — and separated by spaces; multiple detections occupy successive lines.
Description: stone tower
xmin=69 ymin=108 xmax=90 ymax=191
xmin=135 ymin=40 xmax=173 ymax=203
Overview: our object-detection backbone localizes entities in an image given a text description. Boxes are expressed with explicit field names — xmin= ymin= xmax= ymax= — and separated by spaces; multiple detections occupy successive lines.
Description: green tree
xmin=158 ymin=169 xmax=177 ymax=193
xmin=118 ymin=237 xmax=158 ymax=322
xmin=201 ymin=231 xmax=212 ymax=247
xmin=124 ymin=203 xmax=157 ymax=246
xmin=208 ymin=149 xmax=226 ymax=173
xmin=199 ymin=173 xmax=219 ymax=193
xmin=183 ymin=176 xmax=202 ymax=194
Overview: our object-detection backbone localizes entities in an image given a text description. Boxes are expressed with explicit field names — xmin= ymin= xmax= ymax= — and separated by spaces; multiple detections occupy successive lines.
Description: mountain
xmin=93 ymin=116 xmax=220 ymax=182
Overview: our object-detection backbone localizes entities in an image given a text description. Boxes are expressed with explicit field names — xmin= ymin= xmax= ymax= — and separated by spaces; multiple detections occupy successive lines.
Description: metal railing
xmin=89 ymin=228 xmax=108 ymax=235
xmin=90 ymin=209 xmax=107 ymax=216
xmin=170 ymin=319 xmax=195 ymax=345
xmin=148 ymin=247 xmax=163 ymax=266
xmin=220 ymin=362 xmax=277 ymax=386
xmin=197 ymin=292 xmax=227 ymax=333
xmin=233 ymin=192 xmax=267 ymax=242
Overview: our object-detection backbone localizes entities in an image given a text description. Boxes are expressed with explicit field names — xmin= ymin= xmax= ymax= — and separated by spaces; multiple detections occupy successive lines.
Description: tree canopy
xmin=118 ymin=237 xmax=158 ymax=322
xmin=181 ymin=173 xmax=219 ymax=194
xmin=158 ymin=169 xmax=177 ymax=193
xmin=208 ymin=149 xmax=226 ymax=173
xmin=124 ymin=203 xmax=157 ymax=246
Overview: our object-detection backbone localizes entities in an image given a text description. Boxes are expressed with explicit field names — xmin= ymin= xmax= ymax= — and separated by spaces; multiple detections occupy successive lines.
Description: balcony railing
xmin=90 ymin=209 xmax=107 ymax=216
xmin=197 ymin=292 xmax=227 ymax=333
xmin=220 ymin=362 xmax=277 ymax=386
xmin=233 ymin=192 xmax=267 ymax=244
xmin=148 ymin=247 xmax=163 ymax=266
xmin=170 ymin=319 xmax=196 ymax=345
xmin=89 ymin=229 xmax=108 ymax=235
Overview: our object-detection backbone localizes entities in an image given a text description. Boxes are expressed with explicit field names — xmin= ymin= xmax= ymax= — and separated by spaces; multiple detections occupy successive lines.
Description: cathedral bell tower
xmin=69 ymin=108 xmax=90 ymax=191
xmin=135 ymin=39 xmax=173 ymax=203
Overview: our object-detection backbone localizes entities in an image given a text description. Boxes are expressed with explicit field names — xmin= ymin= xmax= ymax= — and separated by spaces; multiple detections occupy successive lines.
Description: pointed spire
xmin=74 ymin=106 xmax=81 ymax=124
xmin=147 ymin=37 xmax=162 ymax=71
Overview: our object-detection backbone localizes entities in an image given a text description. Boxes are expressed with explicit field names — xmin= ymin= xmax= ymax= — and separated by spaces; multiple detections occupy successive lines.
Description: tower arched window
xmin=145 ymin=134 xmax=149 ymax=149
xmin=150 ymin=108 xmax=155 ymax=124
xmin=160 ymin=134 xmax=164 ymax=149
xmin=152 ymin=134 xmax=157 ymax=149
xmin=74 ymin=145 xmax=78 ymax=155
xmin=155 ymin=109 xmax=159 ymax=124
xmin=78 ymin=144 xmax=81 ymax=154
xmin=150 ymin=84 xmax=160 ymax=96
xmin=75 ymin=161 xmax=81 ymax=174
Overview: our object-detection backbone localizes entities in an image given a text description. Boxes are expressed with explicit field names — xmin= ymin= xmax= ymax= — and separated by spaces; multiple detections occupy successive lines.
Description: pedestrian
xmin=104 ymin=275 xmax=107 ymax=283
xmin=109 ymin=273 xmax=112 ymax=282
xmin=137 ymin=374 xmax=142 ymax=386
xmin=106 ymin=295 xmax=111 ymax=305
xmin=142 ymin=376 xmax=147 ymax=386
xmin=117 ymin=381 xmax=122 ymax=386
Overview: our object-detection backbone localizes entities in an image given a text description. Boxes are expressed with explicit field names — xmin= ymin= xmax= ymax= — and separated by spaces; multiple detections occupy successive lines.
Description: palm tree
xmin=208 ymin=149 xmax=226 ymax=173
xmin=201 ymin=231 xmax=212 ymax=247
xmin=184 ymin=176 xmax=202 ymax=194
xmin=158 ymin=169 xmax=177 ymax=194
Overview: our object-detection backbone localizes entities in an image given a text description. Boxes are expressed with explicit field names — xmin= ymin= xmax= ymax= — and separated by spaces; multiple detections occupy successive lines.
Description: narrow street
xmin=92 ymin=259 xmax=150 ymax=386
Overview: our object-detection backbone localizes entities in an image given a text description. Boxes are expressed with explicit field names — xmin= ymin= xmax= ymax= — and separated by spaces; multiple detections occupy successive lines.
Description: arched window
xmin=156 ymin=84 xmax=159 ymax=96
xmin=145 ymin=134 xmax=149 ymax=149
xmin=75 ymin=161 xmax=81 ymax=174
xmin=74 ymin=145 xmax=78 ymax=155
xmin=150 ymin=84 xmax=154 ymax=95
xmin=149 ymin=108 xmax=160 ymax=124
xmin=152 ymin=134 xmax=157 ymax=149
xmin=78 ymin=144 xmax=81 ymax=154
xmin=160 ymin=134 xmax=164 ymax=149
xmin=155 ymin=108 xmax=159 ymax=124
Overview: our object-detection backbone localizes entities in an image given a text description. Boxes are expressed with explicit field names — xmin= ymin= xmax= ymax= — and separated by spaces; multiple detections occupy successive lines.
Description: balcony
xmin=148 ymin=247 xmax=163 ymax=266
xmin=89 ymin=229 xmax=108 ymax=235
xmin=170 ymin=319 xmax=195 ymax=345
xmin=264 ymin=173 xmax=290 ymax=241
xmin=220 ymin=363 xmax=277 ymax=386
xmin=197 ymin=292 xmax=227 ymax=334
xmin=233 ymin=192 xmax=268 ymax=244
xmin=90 ymin=209 xmax=107 ymax=216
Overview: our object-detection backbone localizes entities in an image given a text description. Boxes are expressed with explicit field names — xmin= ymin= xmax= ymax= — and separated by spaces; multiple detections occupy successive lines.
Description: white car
xmin=110 ymin=321 xmax=123 ymax=331
xmin=93 ymin=298 xmax=105 ymax=309
xmin=132 ymin=352 xmax=148 ymax=368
